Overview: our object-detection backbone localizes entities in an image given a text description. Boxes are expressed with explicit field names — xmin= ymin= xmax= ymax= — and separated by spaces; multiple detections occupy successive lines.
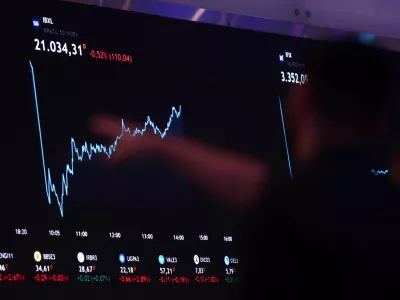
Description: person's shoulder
xmin=263 ymin=174 xmax=315 ymax=201
xmin=257 ymin=171 xmax=399 ymax=216
xmin=255 ymin=176 xmax=312 ymax=219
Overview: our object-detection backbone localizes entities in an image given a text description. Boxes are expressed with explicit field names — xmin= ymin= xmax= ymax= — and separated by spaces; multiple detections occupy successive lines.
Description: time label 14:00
xmin=34 ymin=39 xmax=84 ymax=56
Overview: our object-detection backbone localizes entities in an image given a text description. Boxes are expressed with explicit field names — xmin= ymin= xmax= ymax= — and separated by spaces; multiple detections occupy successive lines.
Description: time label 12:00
xmin=34 ymin=39 xmax=84 ymax=56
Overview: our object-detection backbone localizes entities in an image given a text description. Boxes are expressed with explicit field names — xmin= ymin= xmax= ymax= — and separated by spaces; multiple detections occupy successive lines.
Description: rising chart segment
xmin=29 ymin=61 xmax=182 ymax=218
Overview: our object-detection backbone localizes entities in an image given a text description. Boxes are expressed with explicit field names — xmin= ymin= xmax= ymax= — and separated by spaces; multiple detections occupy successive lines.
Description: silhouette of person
xmin=91 ymin=38 xmax=399 ymax=298
xmin=241 ymin=40 xmax=400 ymax=299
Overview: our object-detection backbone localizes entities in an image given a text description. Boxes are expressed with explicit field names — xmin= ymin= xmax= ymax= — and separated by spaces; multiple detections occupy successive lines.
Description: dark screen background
xmin=277 ymin=43 xmax=400 ymax=176
xmin=3 ymin=1 xmax=399 ymax=299
xmin=2 ymin=1 xmax=296 ymax=299
xmin=24 ymin=2 xmax=294 ymax=227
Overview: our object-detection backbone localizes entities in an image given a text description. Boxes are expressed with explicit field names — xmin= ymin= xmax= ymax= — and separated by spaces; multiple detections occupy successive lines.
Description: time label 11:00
xmin=34 ymin=39 xmax=84 ymax=56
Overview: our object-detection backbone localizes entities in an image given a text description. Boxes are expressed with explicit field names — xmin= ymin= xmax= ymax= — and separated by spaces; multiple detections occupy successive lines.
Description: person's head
xmin=287 ymin=38 xmax=394 ymax=163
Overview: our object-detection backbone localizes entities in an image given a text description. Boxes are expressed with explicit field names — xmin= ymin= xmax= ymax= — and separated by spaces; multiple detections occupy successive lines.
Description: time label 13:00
xmin=34 ymin=39 xmax=83 ymax=56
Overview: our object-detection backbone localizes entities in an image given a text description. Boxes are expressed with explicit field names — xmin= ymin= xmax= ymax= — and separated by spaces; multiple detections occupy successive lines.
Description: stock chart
xmin=0 ymin=1 xmax=297 ymax=298
xmin=4 ymin=1 xmax=396 ymax=298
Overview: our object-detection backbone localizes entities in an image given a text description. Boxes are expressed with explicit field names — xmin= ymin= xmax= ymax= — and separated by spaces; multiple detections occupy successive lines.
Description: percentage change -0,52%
xmin=89 ymin=50 xmax=132 ymax=64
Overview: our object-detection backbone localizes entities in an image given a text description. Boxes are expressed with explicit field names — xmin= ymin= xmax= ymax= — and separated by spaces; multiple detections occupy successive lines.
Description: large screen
xmin=2 ymin=1 xmax=316 ymax=298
